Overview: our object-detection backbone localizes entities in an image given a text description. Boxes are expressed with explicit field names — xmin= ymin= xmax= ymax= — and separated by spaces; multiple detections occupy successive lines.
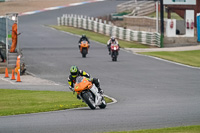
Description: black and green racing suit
xmin=68 ymin=70 xmax=103 ymax=93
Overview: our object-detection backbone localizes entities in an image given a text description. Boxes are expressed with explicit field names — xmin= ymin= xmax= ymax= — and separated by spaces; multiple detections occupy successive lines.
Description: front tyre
xmin=112 ymin=51 xmax=117 ymax=61
xmin=82 ymin=48 xmax=87 ymax=58
xmin=82 ymin=92 xmax=96 ymax=110
xmin=99 ymin=97 xmax=107 ymax=109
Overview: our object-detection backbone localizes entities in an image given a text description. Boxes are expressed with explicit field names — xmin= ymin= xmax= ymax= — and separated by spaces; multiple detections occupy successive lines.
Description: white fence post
xmin=109 ymin=25 xmax=113 ymax=37
xmin=126 ymin=29 xmax=131 ymax=41
xmin=73 ymin=14 xmax=77 ymax=27
xmin=64 ymin=15 xmax=67 ymax=26
xmin=118 ymin=27 xmax=123 ymax=40
xmin=57 ymin=17 xmax=61 ymax=26
xmin=103 ymin=20 xmax=106 ymax=34
xmin=78 ymin=16 xmax=81 ymax=28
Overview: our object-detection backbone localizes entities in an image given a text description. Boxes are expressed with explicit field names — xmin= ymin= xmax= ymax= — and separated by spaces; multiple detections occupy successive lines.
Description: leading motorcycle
xmin=74 ymin=76 xmax=107 ymax=110
xmin=79 ymin=41 xmax=90 ymax=58
xmin=110 ymin=42 xmax=119 ymax=61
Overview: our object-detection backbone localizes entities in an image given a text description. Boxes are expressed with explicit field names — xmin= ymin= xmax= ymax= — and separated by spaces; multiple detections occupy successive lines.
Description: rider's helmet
xmin=70 ymin=65 xmax=79 ymax=78
xmin=82 ymin=34 xmax=86 ymax=38
xmin=111 ymin=36 xmax=115 ymax=42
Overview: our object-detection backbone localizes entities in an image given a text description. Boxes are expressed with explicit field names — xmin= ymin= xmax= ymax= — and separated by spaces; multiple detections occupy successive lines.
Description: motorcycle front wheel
xmin=112 ymin=51 xmax=117 ymax=61
xmin=82 ymin=92 xmax=96 ymax=110
xmin=82 ymin=48 xmax=87 ymax=58
xmin=99 ymin=97 xmax=107 ymax=109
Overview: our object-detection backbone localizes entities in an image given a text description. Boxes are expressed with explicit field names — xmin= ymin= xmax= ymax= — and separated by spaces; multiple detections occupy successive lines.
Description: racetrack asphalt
xmin=0 ymin=0 xmax=200 ymax=133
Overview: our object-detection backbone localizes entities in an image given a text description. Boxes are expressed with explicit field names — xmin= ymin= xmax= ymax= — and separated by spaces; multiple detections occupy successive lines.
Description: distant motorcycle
xmin=74 ymin=76 xmax=107 ymax=110
xmin=110 ymin=42 xmax=119 ymax=61
xmin=79 ymin=41 xmax=90 ymax=58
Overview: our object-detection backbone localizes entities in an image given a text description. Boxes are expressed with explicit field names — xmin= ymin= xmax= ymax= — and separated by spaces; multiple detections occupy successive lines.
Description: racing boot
xmin=97 ymin=86 xmax=103 ymax=94
xmin=108 ymin=48 xmax=111 ymax=55
xmin=93 ymin=78 xmax=103 ymax=94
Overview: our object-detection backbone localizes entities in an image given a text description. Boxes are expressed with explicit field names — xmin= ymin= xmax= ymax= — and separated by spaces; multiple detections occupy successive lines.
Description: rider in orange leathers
xmin=10 ymin=22 xmax=20 ymax=53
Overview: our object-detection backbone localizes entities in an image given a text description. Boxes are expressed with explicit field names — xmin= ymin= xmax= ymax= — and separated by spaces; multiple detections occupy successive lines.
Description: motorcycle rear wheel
xmin=82 ymin=92 xmax=96 ymax=110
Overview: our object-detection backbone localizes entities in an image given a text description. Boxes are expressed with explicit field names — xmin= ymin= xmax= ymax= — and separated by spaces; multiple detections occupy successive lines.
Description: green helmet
xmin=70 ymin=65 xmax=79 ymax=78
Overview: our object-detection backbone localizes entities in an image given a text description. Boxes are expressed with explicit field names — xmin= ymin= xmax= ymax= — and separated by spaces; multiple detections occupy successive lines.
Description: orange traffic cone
xmin=16 ymin=71 xmax=21 ymax=82
xmin=4 ymin=68 xmax=9 ymax=78
xmin=11 ymin=69 xmax=16 ymax=80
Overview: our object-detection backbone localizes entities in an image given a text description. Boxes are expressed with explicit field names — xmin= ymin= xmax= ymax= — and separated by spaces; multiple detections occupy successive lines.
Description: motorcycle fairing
xmin=74 ymin=77 xmax=92 ymax=94
xmin=90 ymin=84 xmax=102 ymax=106
xmin=80 ymin=41 xmax=89 ymax=52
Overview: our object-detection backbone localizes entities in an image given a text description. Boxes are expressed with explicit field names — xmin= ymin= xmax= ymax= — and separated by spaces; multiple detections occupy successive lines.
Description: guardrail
xmin=136 ymin=2 xmax=155 ymax=16
xmin=57 ymin=14 xmax=160 ymax=47
xmin=117 ymin=0 xmax=155 ymax=16
xmin=117 ymin=0 xmax=137 ymax=13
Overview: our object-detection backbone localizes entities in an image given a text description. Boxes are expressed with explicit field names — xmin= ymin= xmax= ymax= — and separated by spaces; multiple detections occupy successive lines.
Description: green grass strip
xmin=148 ymin=12 xmax=183 ymax=20
xmin=139 ymin=50 xmax=200 ymax=67
xmin=49 ymin=25 xmax=149 ymax=48
xmin=0 ymin=89 xmax=112 ymax=116
xmin=104 ymin=125 xmax=200 ymax=133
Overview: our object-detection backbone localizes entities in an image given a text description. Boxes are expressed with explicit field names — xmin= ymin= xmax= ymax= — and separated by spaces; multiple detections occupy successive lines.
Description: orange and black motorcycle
xmin=74 ymin=76 xmax=107 ymax=110
xmin=79 ymin=41 xmax=90 ymax=58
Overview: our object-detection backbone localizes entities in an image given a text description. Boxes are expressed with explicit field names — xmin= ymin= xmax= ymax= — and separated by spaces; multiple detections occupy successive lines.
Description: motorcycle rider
xmin=68 ymin=65 xmax=103 ymax=97
xmin=78 ymin=34 xmax=90 ymax=48
xmin=107 ymin=36 xmax=119 ymax=55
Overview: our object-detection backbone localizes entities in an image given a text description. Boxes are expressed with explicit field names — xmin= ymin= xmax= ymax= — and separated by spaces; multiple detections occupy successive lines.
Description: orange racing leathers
xmin=10 ymin=23 xmax=18 ymax=53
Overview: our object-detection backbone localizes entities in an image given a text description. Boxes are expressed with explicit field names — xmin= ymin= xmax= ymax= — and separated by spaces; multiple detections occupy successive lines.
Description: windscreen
xmin=82 ymin=41 xmax=87 ymax=44
xmin=76 ymin=76 xmax=83 ymax=83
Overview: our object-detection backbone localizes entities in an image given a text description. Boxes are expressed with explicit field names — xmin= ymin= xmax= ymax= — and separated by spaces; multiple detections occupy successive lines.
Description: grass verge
xmin=0 ymin=89 xmax=112 ymax=116
xmin=104 ymin=125 xmax=200 ymax=133
xmin=139 ymin=50 xmax=200 ymax=67
xmin=49 ymin=25 xmax=150 ymax=48
xmin=148 ymin=11 xmax=183 ymax=20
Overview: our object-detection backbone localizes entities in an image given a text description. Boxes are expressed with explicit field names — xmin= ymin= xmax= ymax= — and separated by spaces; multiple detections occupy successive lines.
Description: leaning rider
xmin=68 ymin=65 xmax=103 ymax=96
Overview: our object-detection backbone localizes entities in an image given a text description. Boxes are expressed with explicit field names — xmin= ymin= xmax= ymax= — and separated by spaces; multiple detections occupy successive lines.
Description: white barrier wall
xmin=185 ymin=10 xmax=194 ymax=37
xmin=166 ymin=19 xmax=176 ymax=37
xmin=166 ymin=10 xmax=195 ymax=37
xmin=57 ymin=14 xmax=161 ymax=47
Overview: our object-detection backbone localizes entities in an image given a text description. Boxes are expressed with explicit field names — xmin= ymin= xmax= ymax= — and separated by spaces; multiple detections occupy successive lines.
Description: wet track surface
xmin=0 ymin=0 xmax=200 ymax=133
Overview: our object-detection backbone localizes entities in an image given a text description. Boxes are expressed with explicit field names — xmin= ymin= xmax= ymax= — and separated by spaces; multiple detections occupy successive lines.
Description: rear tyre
xmin=82 ymin=92 xmax=96 ymax=110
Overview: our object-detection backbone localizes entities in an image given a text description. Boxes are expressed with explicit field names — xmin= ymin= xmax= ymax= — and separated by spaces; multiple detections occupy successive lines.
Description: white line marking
xmin=134 ymin=52 xmax=200 ymax=70
xmin=0 ymin=77 xmax=15 ymax=84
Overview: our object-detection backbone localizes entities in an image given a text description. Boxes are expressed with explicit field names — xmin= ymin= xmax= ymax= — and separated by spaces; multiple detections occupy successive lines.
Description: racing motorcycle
xmin=79 ymin=41 xmax=90 ymax=58
xmin=74 ymin=76 xmax=107 ymax=110
xmin=110 ymin=42 xmax=119 ymax=61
